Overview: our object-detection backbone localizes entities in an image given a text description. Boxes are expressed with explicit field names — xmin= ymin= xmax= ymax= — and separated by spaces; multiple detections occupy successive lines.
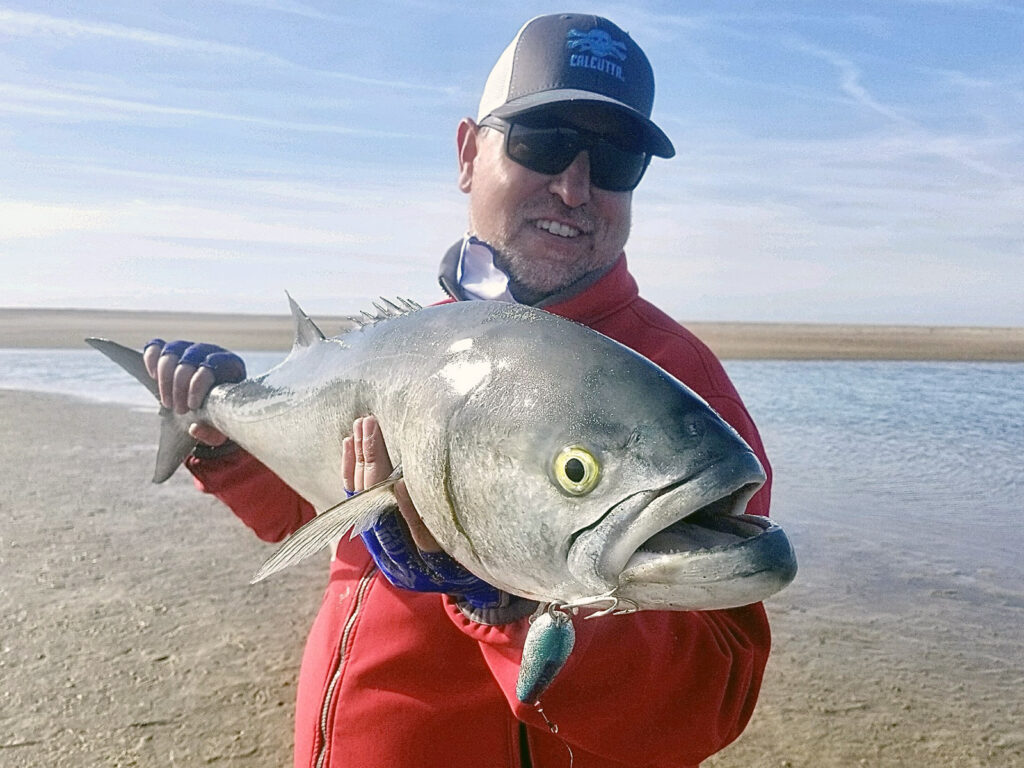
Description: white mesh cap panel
xmin=476 ymin=25 xmax=524 ymax=121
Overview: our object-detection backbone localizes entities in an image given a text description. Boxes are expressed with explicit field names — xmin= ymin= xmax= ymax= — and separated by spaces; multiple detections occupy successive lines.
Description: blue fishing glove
xmin=358 ymin=504 xmax=503 ymax=610
xmin=146 ymin=339 xmax=247 ymax=383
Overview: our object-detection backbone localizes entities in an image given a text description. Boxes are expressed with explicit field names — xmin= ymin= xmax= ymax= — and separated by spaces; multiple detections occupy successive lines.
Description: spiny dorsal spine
xmin=354 ymin=297 xmax=422 ymax=328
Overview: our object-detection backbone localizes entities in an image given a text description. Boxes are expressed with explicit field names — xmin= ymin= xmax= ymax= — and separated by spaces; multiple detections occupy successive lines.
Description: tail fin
xmin=85 ymin=338 xmax=197 ymax=483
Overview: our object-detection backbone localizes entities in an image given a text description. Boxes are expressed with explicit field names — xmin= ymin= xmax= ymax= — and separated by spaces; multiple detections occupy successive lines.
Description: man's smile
xmin=535 ymin=218 xmax=585 ymax=238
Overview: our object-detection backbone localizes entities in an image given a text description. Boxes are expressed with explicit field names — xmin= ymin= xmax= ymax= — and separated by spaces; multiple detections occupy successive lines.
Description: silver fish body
xmin=89 ymin=298 xmax=796 ymax=612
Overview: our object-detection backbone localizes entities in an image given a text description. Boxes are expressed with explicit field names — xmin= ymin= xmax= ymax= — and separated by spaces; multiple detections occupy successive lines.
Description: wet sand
xmin=2 ymin=390 xmax=1022 ymax=767
xmin=2 ymin=307 xmax=1023 ymax=360
xmin=0 ymin=390 xmax=323 ymax=765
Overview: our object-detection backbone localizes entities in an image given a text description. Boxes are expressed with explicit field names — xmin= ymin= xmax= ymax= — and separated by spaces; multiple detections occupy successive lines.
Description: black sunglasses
xmin=479 ymin=115 xmax=651 ymax=193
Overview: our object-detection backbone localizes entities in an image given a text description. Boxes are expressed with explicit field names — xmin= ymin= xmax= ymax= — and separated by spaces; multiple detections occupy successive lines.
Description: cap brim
xmin=489 ymin=89 xmax=675 ymax=158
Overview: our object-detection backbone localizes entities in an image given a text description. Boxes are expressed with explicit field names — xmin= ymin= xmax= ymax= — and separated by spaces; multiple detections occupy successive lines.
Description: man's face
xmin=457 ymin=113 xmax=633 ymax=298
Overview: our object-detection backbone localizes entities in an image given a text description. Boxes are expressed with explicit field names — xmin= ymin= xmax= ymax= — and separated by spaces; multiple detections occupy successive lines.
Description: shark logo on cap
xmin=566 ymin=28 xmax=627 ymax=81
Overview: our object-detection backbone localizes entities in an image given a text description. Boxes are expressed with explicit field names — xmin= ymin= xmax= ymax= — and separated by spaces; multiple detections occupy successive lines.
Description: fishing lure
xmin=516 ymin=594 xmax=638 ymax=704
xmin=517 ymin=604 xmax=576 ymax=705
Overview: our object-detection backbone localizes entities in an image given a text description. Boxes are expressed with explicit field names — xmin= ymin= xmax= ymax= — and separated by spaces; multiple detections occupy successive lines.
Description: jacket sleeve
xmin=186 ymin=451 xmax=316 ymax=543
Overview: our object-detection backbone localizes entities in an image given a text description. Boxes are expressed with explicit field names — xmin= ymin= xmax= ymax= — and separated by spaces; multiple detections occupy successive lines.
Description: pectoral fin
xmin=251 ymin=466 xmax=403 ymax=583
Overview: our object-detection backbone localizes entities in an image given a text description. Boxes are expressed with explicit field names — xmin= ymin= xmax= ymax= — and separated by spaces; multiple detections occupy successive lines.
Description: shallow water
xmin=0 ymin=348 xmax=286 ymax=409
xmin=2 ymin=350 xmax=1021 ymax=608
xmin=726 ymin=360 xmax=1024 ymax=616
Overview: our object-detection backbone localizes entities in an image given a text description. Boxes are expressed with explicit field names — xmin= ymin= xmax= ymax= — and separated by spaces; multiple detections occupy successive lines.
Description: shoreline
xmin=2 ymin=307 xmax=1023 ymax=361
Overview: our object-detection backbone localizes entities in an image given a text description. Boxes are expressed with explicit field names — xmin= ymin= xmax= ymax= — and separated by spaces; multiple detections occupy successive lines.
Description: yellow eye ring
xmin=553 ymin=446 xmax=601 ymax=495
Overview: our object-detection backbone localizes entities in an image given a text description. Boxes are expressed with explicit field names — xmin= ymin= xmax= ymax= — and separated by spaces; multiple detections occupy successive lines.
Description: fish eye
xmin=553 ymin=446 xmax=601 ymax=495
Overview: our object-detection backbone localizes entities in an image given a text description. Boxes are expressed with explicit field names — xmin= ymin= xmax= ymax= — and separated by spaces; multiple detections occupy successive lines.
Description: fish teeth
xmin=536 ymin=219 xmax=581 ymax=238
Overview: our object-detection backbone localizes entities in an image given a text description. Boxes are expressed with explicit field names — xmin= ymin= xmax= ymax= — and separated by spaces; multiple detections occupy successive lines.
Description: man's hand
xmin=143 ymin=339 xmax=246 ymax=447
xmin=344 ymin=416 xmax=503 ymax=609
xmin=343 ymin=415 xmax=438 ymax=550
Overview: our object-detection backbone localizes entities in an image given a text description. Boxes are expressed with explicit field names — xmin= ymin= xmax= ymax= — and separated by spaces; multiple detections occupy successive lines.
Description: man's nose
xmin=548 ymin=151 xmax=591 ymax=207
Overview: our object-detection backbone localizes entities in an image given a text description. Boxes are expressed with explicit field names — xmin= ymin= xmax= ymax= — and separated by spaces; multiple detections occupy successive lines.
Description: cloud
xmin=0 ymin=8 xmax=459 ymax=94
xmin=884 ymin=0 xmax=1024 ymax=15
xmin=0 ymin=83 xmax=417 ymax=137
xmin=1 ymin=2 xmax=1020 ymax=324
xmin=626 ymin=108 xmax=1024 ymax=324
xmin=0 ymin=159 xmax=468 ymax=312
xmin=0 ymin=182 xmax=463 ymax=248
xmin=0 ymin=201 xmax=114 ymax=238
xmin=213 ymin=0 xmax=357 ymax=25
xmin=0 ymin=8 xmax=268 ymax=59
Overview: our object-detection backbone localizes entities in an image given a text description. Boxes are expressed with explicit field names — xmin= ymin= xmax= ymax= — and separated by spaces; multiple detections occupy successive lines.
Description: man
xmin=148 ymin=14 xmax=773 ymax=767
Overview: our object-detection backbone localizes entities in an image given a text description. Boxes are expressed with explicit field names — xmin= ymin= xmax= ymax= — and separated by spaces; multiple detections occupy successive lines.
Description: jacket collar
xmin=438 ymin=237 xmax=638 ymax=319
xmin=541 ymin=253 xmax=638 ymax=325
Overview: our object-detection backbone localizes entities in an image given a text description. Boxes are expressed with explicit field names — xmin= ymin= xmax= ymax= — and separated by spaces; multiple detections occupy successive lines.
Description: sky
xmin=1 ymin=0 xmax=1021 ymax=326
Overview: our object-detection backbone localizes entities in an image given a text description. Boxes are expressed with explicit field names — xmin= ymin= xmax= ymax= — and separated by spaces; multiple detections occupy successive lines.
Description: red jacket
xmin=188 ymin=255 xmax=773 ymax=767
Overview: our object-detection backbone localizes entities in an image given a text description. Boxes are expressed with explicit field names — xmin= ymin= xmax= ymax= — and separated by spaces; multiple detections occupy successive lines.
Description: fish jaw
xmin=617 ymin=516 xmax=797 ymax=610
xmin=566 ymin=450 xmax=795 ymax=610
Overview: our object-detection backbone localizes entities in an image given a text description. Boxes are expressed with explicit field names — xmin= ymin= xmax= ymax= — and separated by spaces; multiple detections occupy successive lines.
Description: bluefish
xmin=89 ymin=297 xmax=797 ymax=699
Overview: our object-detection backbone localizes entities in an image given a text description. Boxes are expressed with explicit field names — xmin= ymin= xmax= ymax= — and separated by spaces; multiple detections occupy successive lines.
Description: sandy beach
xmin=3 ymin=390 xmax=1021 ymax=767
xmin=0 ymin=390 xmax=324 ymax=766
xmin=1 ymin=309 xmax=1022 ymax=767
xmin=2 ymin=307 xmax=1023 ymax=361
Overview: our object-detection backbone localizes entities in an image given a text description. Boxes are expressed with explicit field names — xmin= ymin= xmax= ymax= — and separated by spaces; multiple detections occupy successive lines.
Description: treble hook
xmin=559 ymin=590 xmax=639 ymax=618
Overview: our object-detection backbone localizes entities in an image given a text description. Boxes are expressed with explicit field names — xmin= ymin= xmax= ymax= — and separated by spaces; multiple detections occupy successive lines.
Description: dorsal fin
xmin=286 ymin=292 xmax=326 ymax=348
xmin=351 ymin=296 xmax=423 ymax=329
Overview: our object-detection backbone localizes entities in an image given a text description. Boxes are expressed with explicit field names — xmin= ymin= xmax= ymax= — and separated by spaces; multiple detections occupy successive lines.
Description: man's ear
xmin=456 ymin=117 xmax=479 ymax=193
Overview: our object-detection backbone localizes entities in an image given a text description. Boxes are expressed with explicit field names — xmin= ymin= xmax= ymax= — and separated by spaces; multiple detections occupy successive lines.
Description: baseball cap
xmin=477 ymin=13 xmax=675 ymax=158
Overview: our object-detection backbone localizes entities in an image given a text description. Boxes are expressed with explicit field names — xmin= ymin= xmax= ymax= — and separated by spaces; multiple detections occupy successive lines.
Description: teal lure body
xmin=516 ymin=608 xmax=577 ymax=704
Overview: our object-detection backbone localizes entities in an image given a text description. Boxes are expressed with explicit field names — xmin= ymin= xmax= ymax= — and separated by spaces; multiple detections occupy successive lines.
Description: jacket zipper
xmin=519 ymin=721 xmax=534 ymax=768
xmin=314 ymin=566 xmax=378 ymax=768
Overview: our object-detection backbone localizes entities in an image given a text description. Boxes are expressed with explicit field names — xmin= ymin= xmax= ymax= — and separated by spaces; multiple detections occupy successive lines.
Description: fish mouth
xmin=567 ymin=451 xmax=796 ymax=609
